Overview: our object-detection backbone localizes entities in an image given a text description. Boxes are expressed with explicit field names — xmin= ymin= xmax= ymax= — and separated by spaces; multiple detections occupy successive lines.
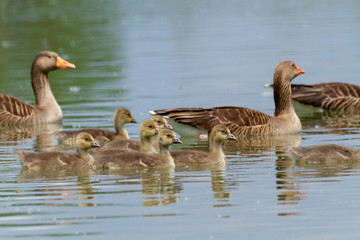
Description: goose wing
xmin=154 ymin=106 xmax=273 ymax=135
xmin=291 ymin=83 xmax=360 ymax=111
xmin=0 ymin=94 xmax=34 ymax=124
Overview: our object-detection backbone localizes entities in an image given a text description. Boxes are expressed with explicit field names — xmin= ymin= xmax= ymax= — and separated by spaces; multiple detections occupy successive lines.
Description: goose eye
xmin=148 ymin=125 xmax=153 ymax=129
xmin=167 ymin=134 xmax=171 ymax=138
xmin=85 ymin=138 xmax=89 ymax=141
xmin=157 ymin=121 xmax=161 ymax=124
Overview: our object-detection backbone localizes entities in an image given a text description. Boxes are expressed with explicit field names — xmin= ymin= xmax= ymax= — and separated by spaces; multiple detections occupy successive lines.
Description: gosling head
xmin=75 ymin=132 xmax=101 ymax=151
xmin=151 ymin=115 xmax=173 ymax=130
xmin=210 ymin=124 xmax=236 ymax=143
xmin=158 ymin=129 xmax=182 ymax=147
xmin=139 ymin=119 xmax=159 ymax=138
xmin=114 ymin=107 xmax=138 ymax=126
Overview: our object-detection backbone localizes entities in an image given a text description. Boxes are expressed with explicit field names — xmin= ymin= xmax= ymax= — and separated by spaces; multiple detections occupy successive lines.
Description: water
xmin=1 ymin=0 xmax=360 ymax=239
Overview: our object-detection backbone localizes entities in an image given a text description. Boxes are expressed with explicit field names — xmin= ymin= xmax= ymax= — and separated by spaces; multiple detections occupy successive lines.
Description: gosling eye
xmin=48 ymin=55 xmax=52 ymax=59
xmin=85 ymin=138 xmax=89 ymax=141
xmin=167 ymin=134 xmax=171 ymax=138
xmin=148 ymin=125 xmax=153 ymax=129
xmin=157 ymin=121 xmax=162 ymax=124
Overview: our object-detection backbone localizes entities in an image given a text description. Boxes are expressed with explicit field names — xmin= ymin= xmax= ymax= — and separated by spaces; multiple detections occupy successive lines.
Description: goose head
xmin=139 ymin=119 xmax=159 ymax=138
xmin=32 ymin=51 xmax=76 ymax=74
xmin=75 ymin=132 xmax=101 ymax=151
xmin=274 ymin=61 xmax=305 ymax=84
xmin=210 ymin=124 xmax=236 ymax=143
xmin=151 ymin=115 xmax=173 ymax=130
xmin=114 ymin=107 xmax=138 ymax=126
xmin=158 ymin=129 xmax=182 ymax=147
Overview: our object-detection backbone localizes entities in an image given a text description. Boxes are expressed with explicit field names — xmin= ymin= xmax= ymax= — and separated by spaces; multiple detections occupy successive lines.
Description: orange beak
xmin=296 ymin=65 xmax=305 ymax=75
xmin=56 ymin=56 xmax=76 ymax=69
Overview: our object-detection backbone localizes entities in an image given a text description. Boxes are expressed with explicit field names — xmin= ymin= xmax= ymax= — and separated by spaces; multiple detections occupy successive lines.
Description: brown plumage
xmin=97 ymin=119 xmax=159 ymax=154
xmin=171 ymin=124 xmax=236 ymax=166
xmin=291 ymin=82 xmax=360 ymax=112
xmin=96 ymin=129 xmax=182 ymax=169
xmin=153 ymin=61 xmax=305 ymax=136
xmin=16 ymin=132 xmax=101 ymax=170
xmin=285 ymin=144 xmax=360 ymax=162
xmin=55 ymin=107 xmax=137 ymax=146
xmin=0 ymin=51 xmax=76 ymax=125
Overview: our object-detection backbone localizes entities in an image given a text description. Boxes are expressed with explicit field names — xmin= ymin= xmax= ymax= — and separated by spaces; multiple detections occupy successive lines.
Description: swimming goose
xmin=285 ymin=144 xmax=360 ymax=162
xmin=171 ymin=124 xmax=236 ymax=166
xmin=97 ymin=129 xmax=182 ymax=169
xmin=291 ymin=82 xmax=360 ymax=112
xmin=0 ymin=51 xmax=76 ymax=125
xmin=55 ymin=107 xmax=137 ymax=145
xmin=16 ymin=132 xmax=100 ymax=170
xmin=152 ymin=61 xmax=305 ymax=136
xmin=98 ymin=119 xmax=159 ymax=153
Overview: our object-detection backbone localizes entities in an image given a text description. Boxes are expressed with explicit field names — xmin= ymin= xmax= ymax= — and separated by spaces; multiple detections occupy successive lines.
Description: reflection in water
xmin=210 ymin=170 xmax=236 ymax=206
xmin=275 ymin=151 xmax=360 ymax=216
xmin=275 ymin=155 xmax=304 ymax=209
xmin=140 ymin=169 xmax=181 ymax=207
xmin=0 ymin=123 xmax=63 ymax=151
xmin=17 ymin=169 xmax=97 ymax=207
xmin=224 ymin=133 xmax=302 ymax=154
xmin=102 ymin=168 xmax=183 ymax=207
xmin=176 ymin=167 xmax=239 ymax=207
xmin=297 ymin=103 xmax=360 ymax=135
xmin=294 ymin=158 xmax=360 ymax=179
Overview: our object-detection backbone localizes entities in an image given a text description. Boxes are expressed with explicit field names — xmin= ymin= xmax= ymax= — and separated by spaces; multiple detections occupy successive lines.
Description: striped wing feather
xmin=291 ymin=83 xmax=360 ymax=111
xmin=0 ymin=94 xmax=34 ymax=124
xmin=155 ymin=106 xmax=272 ymax=135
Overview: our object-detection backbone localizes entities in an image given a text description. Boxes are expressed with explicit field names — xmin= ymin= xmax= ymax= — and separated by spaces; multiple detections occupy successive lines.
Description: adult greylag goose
xmin=98 ymin=119 xmax=159 ymax=153
xmin=290 ymin=82 xmax=360 ymax=112
xmin=171 ymin=124 xmax=236 ymax=167
xmin=0 ymin=51 xmax=76 ymax=125
xmin=97 ymin=129 xmax=182 ymax=169
xmin=55 ymin=107 xmax=137 ymax=146
xmin=152 ymin=61 xmax=305 ymax=136
xmin=285 ymin=144 xmax=360 ymax=162
xmin=16 ymin=132 xmax=100 ymax=170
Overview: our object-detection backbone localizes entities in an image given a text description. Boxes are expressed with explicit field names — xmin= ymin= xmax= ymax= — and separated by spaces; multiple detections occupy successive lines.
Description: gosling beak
xmin=227 ymin=133 xmax=236 ymax=140
xmin=91 ymin=141 xmax=101 ymax=148
xmin=165 ymin=123 xmax=174 ymax=130
xmin=173 ymin=137 xmax=183 ymax=144
xmin=130 ymin=117 xmax=138 ymax=124
xmin=56 ymin=56 xmax=76 ymax=69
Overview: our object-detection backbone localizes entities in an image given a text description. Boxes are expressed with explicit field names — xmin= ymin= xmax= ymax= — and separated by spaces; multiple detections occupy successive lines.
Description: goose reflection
xmin=223 ymin=133 xmax=302 ymax=154
xmin=274 ymin=150 xmax=360 ymax=216
xmin=0 ymin=122 xmax=62 ymax=151
xmin=175 ymin=166 xmax=238 ymax=206
xmin=17 ymin=169 xmax=97 ymax=208
xmin=105 ymin=168 xmax=182 ymax=207
xmin=275 ymin=155 xmax=304 ymax=209
xmin=296 ymin=102 xmax=360 ymax=135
